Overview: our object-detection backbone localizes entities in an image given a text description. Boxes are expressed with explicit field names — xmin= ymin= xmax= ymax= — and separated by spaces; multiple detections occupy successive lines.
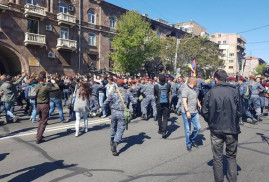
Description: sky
xmin=106 ymin=0 xmax=269 ymax=63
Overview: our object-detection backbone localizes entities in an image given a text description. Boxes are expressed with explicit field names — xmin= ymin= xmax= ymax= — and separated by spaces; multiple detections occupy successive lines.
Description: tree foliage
xmin=177 ymin=34 xmax=224 ymax=76
xmin=254 ymin=63 xmax=267 ymax=75
xmin=108 ymin=11 xmax=161 ymax=75
xmin=160 ymin=36 xmax=177 ymax=71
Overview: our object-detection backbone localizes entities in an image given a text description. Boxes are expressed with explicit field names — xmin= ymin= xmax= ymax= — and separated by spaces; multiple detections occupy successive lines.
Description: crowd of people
xmin=0 ymin=69 xmax=269 ymax=182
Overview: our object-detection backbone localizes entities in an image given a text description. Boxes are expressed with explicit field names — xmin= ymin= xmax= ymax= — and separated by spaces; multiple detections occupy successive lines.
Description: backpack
xmin=158 ymin=83 xmax=168 ymax=103
xmin=28 ymin=86 xmax=37 ymax=99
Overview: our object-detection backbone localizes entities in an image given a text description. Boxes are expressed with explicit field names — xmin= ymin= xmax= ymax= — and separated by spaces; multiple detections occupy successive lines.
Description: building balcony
xmin=57 ymin=13 xmax=76 ymax=27
xmin=24 ymin=3 xmax=46 ymax=20
xmin=110 ymin=27 xmax=117 ymax=32
xmin=24 ymin=32 xmax=46 ymax=47
xmin=237 ymin=43 xmax=245 ymax=50
xmin=0 ymin=3 xmax=9 ymax=12
xmin=56 ymin=38 xmax=77 ymax=51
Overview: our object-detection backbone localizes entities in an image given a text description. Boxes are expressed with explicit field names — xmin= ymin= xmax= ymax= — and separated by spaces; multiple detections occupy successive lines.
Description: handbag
xmin=116 ymin=89 xmax=132 ymax=130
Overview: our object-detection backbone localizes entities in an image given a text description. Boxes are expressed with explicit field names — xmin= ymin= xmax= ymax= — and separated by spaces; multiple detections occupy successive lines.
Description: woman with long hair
xmin=73 ymin=82 xmax=92 ymax=137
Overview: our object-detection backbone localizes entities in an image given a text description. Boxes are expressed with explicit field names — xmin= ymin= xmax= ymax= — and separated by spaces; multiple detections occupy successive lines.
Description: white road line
xmin=0 ymin=119 xmax=110 ymax=141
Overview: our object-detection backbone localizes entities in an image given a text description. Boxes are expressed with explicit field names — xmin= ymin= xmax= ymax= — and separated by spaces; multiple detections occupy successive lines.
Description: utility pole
xmin=78 ymin=0 xmax=82 ymax=74
xmin=174 ymin=38 xmax=180 ymax=74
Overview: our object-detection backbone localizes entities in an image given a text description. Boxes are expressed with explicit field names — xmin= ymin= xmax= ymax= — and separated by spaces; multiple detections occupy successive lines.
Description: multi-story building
xmin=242 ymin=56 xmax=265 ymax=77
xmin=174 ymin=21 xmax=206 ymax=36
xmin=0 ymin=0 xmax=185 ymax=75
xmin=209 ymin=33 xmax=246 ymax=75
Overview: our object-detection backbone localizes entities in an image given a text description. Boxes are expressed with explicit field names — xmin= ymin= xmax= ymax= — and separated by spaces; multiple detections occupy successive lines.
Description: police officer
xmin=237 ymin=77 xmax=252 ymax=125
xmin=248 ymin=75 xmax=267 ymax=122
xmin=102 ymin=79 xmax=137 ymax=156
xmin=228 ymin=77 xmax=238 ymax=87
xmin=129 ymin=80 xmax=139 ymax=118
xmin=176 ymin=77 xmax=185 ymax=115
xmin=141 ymin=79 xmax=157 ymax=120
xmin=170 ymin=78 xmax=179 ymax=113
xmin=90 ymin=79 xmax=104 ymax=116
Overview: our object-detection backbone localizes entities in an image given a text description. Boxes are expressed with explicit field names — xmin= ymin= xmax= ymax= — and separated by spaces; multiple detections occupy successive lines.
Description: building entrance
xmin=0 ymin=45 xmax=22 ymax=75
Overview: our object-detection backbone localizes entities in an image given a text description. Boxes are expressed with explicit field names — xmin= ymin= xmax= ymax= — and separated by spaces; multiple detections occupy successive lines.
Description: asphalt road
xmin=0 ymin=107 xmax=269 ymax=182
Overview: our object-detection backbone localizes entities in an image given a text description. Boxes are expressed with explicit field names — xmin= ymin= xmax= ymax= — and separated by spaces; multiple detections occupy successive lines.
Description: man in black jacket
xmin=202 ymin=69 xmax=242 ymax=182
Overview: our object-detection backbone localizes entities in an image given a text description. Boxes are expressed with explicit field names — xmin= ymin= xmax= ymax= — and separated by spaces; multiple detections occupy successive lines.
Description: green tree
xmin=108 ymin=11 xmax=161 ymax=75
xmin=254 ymin=63 xmax=267 ymax=75
xmin=177 ymin=34 xmax=224 ymax=76
xmin=160 ymin=36 xmax=177 ymax=71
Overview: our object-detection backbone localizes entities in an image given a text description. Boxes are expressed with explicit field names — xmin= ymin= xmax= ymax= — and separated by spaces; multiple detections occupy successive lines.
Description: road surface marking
xmin=0 ymin=118 xmax=110 ymax=141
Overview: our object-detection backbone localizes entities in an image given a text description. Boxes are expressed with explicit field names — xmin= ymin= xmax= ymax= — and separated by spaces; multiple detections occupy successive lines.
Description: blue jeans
xmin=49 ymin=98 xmax=65 ymax=121
xmin=99 ymin=93 xmax=107 ymax=115
xmin=182 ymin=113 xmax=201 ymax=147
xmin=4 ymin=102 xmax=15 ymax=121
xmin=30 ymin=99 xmax=37 ymax=121
xmin=63 ymin=89 xmax=71 ymax=106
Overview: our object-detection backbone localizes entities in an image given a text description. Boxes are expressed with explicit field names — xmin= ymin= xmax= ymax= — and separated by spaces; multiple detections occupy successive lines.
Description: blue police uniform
xmin=176 ymin=83 xmax=185 ymax=115
xmin=102 ymin=87 xmax=137 ymax=144
xmin=171 ymin=82 xmax=179 ymax=111
xmin=141 ymin=83 xmax=157 ymax=118
xmin=91 ymin=83 xmax=104 ymax=110
xmin=239 ymin=82 xmax=253 ymax=119
xmin=248 ymin=80 xmax=266 ymax=117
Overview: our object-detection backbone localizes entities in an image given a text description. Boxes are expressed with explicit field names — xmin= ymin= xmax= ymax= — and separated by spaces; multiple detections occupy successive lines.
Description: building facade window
xmin=60 ymin=27 xmax=69 ymax=39
xmin=211 ymin=35 xmax=215 ymax=38
xmin=229 ymin=66 xmax=233 ymax=69
xmin=59 ymin=2 xmax=68 ymax=14
xmin=109 ymin=17 xmax=116 ymax=28
xmin=218 ymin=41 xmax=221 ymax=44
xmin=27 ymin=19 xmax=39 ymax=34
xmin=218 ymin=34 xmax=221 ymax=37
xmin=88 ymin=10 xmax=96 ymax=24
xmin=229 ymin=53 xmax=234 ymax=57
xmin=229 ymin=60 xmax=233 ymax=63
xmin=88 ymin=33 xmax=96 ymax=46
xmin=27 ymin=0 xmax=37 ymax=5
xmin=223 ymin=41 xmax=226 ymax=44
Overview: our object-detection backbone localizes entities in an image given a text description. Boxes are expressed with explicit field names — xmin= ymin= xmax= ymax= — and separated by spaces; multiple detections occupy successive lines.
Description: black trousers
xmin=157 ymin=103 xmax=169 ymax=133
xmin=210 ymin=132 xmax=238 ymax=182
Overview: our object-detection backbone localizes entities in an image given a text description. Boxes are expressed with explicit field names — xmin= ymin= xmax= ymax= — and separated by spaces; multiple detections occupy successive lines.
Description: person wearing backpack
xmin=154 ymin=74 xmax=171 ymax=139
xmin=27 ymin=79 xmax=39 ymax=123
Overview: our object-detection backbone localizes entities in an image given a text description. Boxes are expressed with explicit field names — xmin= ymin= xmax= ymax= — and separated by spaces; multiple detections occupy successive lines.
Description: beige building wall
xmin=175 ymin=21 xmax=206 ymax=36
xmin=242 ymin=56 xmax=264 ymax=77
xmin=210 ymin=33 xmax=246 ymax=75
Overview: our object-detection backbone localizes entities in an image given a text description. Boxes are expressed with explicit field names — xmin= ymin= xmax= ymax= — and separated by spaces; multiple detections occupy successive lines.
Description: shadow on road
xmin=0 ymin=160 xmax=77 ymax=182
xmin=0 ymin=153 xmax=9 ymax=161
xmin=118 ymin=132 xmax=151 ymax=154
xmin=196 ymin=134 xmax=206 ymax=146
xmin=256 ymin=133 xmax=269 ymax=145
xmin=207 ymin=155 xmax=242 ymax=176
xmin=166 ymin=117 xmax=180 ymax=138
